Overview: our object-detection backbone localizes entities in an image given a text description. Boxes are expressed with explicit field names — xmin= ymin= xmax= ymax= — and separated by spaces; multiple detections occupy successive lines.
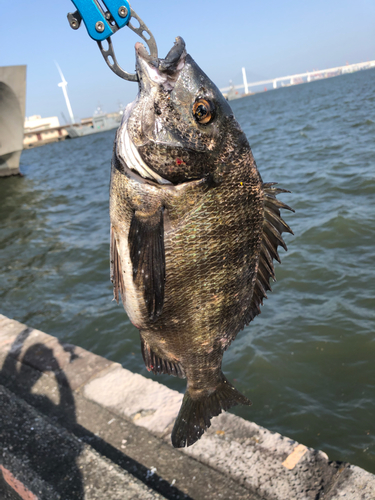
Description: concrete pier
xmin=0 ymin=66 xmax=26 ymax=177
xmin=0 ymin=314 xmax=374 ymax=500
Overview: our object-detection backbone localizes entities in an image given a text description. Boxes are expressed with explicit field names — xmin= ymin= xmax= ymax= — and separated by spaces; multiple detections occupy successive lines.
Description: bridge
xmin=220 ymin=60 xmax=375 ymax=94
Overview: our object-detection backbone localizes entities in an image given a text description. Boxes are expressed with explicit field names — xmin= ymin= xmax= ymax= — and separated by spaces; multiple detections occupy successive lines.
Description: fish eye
xmin=192 ymin=99 xmax=215 ymax=125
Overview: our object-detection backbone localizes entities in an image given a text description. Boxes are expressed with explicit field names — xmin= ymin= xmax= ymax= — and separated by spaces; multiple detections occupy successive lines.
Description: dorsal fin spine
xmin=263 ymin=231 xmax=281 ymax=263
xmin=265 ymin=197 xmax=294 ymax=213
xmin=257 ymin=265 xmax=273 ymax=292
xmin=264 ymin=219 xmax=288 ymax=251
xmin=265 ymin=206 xmax=294 ymax=235
xmin=255 ymin=279 xmax=268 ymax=300
xmin=260 ymin=248 xmax=276 ymax=278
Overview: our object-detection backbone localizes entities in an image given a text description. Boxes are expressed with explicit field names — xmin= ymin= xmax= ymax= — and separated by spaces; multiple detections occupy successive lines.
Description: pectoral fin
xmin=128 ymin=208 xmax=165 ymax=321
xmin=110 ymin=225 xmax=125 ymax=305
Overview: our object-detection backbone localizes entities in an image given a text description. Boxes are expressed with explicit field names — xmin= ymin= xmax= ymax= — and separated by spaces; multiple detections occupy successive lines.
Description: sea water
xmin=1 ymin=68 xmax=374 ymax=472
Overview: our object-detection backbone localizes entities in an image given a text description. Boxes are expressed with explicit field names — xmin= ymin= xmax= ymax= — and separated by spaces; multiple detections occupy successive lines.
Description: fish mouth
xmin=135 ymin=36 xmax=187 ymax=91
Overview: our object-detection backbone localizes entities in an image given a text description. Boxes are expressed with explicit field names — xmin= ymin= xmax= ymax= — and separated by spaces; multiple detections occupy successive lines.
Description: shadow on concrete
xmin=0 ymin=328 xmax=192 ymax=500
xmin=0 ymin=328 xmax=84 ymax=498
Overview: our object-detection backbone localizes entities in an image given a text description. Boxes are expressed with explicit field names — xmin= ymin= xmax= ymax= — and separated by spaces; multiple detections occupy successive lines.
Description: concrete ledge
xmin=0 ymin=385 xmax=164 ymax=500
xmin=1 ymin=313 xmax=374 ymax=500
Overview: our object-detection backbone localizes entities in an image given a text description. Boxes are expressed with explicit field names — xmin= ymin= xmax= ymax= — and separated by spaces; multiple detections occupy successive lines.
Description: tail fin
xmin=171 ymin=375 xmax=251 ymax=448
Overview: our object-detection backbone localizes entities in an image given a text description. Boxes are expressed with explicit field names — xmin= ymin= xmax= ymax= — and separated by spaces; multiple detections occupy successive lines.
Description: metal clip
xmin=98 ymin=8 xmax=157 ymax=82
xmin=67 ymin=0 xmax=158 ymax=82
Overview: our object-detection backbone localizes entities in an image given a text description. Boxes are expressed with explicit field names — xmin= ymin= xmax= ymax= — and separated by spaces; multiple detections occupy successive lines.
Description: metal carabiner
xmin=67 ymin=0 xmax=158 ymax=82
xmin=97 ymin=7 xmax=157 ymax=82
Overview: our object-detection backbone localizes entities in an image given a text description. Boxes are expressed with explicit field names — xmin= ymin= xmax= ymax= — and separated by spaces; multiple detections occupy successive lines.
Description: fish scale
xmin=110 ymin=37 xmax=293 ymax=447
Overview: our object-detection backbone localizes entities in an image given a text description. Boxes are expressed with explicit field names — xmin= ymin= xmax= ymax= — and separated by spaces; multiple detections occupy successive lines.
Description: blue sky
xmin=2 ymin=0 xmax=375 ymax=121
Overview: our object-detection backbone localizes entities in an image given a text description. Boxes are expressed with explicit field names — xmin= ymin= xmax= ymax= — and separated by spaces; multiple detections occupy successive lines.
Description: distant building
xmin=24 ymin=115 xmax=61 ymax=132
xmin=23 ymin=115 xmax=68 ymax=149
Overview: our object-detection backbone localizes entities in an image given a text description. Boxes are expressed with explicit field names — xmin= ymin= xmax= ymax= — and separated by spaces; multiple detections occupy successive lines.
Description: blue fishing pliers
xmin=67 ymin=0 xmax=158 ymax=82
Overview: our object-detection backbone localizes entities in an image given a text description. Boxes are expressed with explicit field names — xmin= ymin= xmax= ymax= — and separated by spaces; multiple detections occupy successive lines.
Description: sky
xmin=1 ymin=0 xmax=375 ymax=122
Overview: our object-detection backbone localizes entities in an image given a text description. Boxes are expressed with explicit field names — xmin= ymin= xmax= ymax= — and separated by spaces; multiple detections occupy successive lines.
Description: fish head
xmin=121 ymin=37 xmax=248 ymax=184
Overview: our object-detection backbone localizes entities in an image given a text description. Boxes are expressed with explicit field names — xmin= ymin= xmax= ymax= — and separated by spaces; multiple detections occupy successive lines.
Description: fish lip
xmin=159 ymin=36 xmax=186 ymax=74
xmin=135 ymin=36 xmax=187 ymax=90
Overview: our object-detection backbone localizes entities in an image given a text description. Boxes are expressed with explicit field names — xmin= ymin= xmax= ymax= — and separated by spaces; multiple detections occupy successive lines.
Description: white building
xmin=24 ymin=115 xmax=60 ymax=133
xmin=23 ymin=115 xmax=68 ymax=149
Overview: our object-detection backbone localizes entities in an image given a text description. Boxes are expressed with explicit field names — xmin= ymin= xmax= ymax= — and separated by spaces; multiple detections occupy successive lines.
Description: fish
xmin=109 ymin=36 xmax=293 ymax=448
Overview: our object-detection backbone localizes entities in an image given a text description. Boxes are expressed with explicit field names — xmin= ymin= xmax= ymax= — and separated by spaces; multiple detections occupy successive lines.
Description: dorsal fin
xmin=247 ymin=183 xmax=294 ymax=322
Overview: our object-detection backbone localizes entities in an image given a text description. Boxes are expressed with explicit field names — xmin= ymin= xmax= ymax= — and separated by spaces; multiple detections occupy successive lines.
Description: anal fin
xmin=141 ymin=337 xmax=185 ymax=379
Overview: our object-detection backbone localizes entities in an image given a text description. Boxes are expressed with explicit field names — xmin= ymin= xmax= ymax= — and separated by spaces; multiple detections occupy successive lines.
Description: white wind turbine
xmin=55 ymin=62 xmax=76 ymax=124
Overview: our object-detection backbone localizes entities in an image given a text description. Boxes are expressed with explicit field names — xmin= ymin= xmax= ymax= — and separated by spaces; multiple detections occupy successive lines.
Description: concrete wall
xmin=0 ymin=66 xmax=26 ymax=177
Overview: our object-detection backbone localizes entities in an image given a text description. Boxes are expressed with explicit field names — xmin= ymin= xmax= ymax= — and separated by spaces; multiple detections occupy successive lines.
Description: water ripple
xmin=0 ymin=69 xmax=374 ymax=473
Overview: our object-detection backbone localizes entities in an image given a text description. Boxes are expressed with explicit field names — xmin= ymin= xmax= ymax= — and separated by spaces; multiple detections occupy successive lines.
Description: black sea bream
xmin=110 ymin=37 xmax=293 ymax=447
